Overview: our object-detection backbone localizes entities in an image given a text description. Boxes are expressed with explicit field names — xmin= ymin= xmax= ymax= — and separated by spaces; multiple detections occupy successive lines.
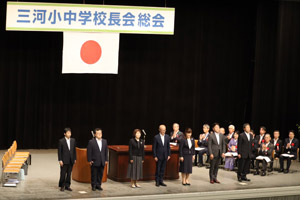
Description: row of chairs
xmin=1 ymin=141 xmax=31 ymax=186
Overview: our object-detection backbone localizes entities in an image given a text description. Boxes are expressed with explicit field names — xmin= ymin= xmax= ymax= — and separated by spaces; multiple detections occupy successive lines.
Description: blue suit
xmin=153 ymin=133 xmax=171 ymax=183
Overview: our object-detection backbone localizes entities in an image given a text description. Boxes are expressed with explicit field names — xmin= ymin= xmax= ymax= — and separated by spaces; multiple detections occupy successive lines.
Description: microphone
xmin=91 ymin=131 xmax=94 ymax=137
xmin=142 ymin=129 xmax=147 ymax=135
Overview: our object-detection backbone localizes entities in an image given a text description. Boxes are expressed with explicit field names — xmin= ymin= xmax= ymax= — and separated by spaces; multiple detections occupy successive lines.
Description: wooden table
xmin=108 ymin=145 xmax=179 ymax=182
xmin=72 ymin=147 xmax=107 ymax=183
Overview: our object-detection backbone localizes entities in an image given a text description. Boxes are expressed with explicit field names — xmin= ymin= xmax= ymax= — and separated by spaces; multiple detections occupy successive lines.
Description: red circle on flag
xmin=80 ymin=40 xmax=102 ymax=64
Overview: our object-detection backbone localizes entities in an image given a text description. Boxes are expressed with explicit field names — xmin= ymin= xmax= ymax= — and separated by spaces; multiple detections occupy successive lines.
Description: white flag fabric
xmin=62 ymin=32 xmax=119 ymax=74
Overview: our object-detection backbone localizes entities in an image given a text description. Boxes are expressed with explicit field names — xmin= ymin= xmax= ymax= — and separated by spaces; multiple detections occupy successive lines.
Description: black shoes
xmin=96 ymin=186 xmax=103 ymax=190
xmin=65 ymin=187 xmax=72 ymax=191
xmin=60 ymin=187 xmax=65 ymax=191
xmin=155 ymin=182 xmax=160 ymax=187
xmin=253 ymin=170 xmax=259 ymax=175
xmin=278 ymin=169 xmax=284 ymax=173
xmin=242 ymin=177 xmax=251 ymax=181
xmin=261 ymin=171 xmax=266 ymax=176
xmin=284 ymin=169 xmax=289 ymax=174
xmin=160 ymin=182 xmax=167 ymax=186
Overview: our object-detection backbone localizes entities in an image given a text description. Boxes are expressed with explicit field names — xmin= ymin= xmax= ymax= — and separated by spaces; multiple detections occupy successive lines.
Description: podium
xmin=108 ymin=145 xmax=179 ymax=182
xmin=72 ymin=147 xmax=107 ymax=183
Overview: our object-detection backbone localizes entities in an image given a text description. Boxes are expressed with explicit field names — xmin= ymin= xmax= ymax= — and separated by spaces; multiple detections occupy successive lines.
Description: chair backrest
xmin=195 ymin=139 xmax=199 ymax=148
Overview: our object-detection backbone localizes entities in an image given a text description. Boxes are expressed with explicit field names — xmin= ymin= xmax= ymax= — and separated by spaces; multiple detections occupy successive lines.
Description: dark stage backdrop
xmin=0 ymin=0 xmax=299 ymax=149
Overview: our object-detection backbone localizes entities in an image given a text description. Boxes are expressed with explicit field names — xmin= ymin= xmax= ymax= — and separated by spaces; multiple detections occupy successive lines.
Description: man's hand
xmin=74 ymin=160 xmax=76 ymax=164
xmin=172 ymin=132 xmax=177 ymax=139
xmin=59 ymin=161 xmax=63 ymax=167
xmin=130 ymin=160 xmax=133 ymax=163
xmin=89 ymin=161 xmax=94 ymax=166
xmin=105 ymin=161 xmax=108 ymax=165
xmin=154 ymin=157 xmax=158 ymax=162
xmin=167 ymin=156 xmax=171 ymax=161
xmin=287 ymin=143 xmax=291 ymax=148
xmin=221 ymin=153 xmax=225 ymax=158
xmin=238 ymin=154 xmax=241 ymax=159
xmin=180 ymin=157 xmax=184 ymax=162
xmin=210 ymin=154 xmax=214 ymax=160
xmin=192 ymin=155 xmax=195 ymax=162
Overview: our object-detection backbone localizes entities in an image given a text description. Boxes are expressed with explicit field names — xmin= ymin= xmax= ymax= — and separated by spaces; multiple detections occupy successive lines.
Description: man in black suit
xmin=170 ymin=123 xmax=184 ymax=144
xmin=58 ymin=128 xmax=77 ymax=191
xmin=153 ymin=124 xmax=171 ymax=187
xmin=208 ymin=123 xmax=226 ymax=184
xmin=254 ymin=134 xmax=274 ymax=176
xmin=279 ymin=130 xmax=299 ymax=173
xmin=196 ymin=124 xmax=210 ymax=167
xmin=269 ymin=130 xmax=282 ymax=171
xmin=255 ymin=126 xmax=266 ymax=146
xmin=87 ymin=128 xmax=108 ymax=191
xmin=237 ymin=123 xmax=253 ymax=182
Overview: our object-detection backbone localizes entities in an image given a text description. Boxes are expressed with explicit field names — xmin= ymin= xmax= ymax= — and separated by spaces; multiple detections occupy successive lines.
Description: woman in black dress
xmin=179 ymin=128 xmax=195 ymax=186
xmin=127 ymin=129 xmax=145 ymax=188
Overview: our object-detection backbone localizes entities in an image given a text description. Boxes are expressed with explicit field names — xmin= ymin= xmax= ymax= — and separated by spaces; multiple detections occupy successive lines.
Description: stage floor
xmin=1 ymin=149 xmax=300 ymax=200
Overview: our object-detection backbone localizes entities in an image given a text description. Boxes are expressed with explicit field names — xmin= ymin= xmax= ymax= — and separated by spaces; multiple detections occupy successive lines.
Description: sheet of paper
xmin=195 ymin=147 xmax=205 ymax=151
xmin=256 ymin=156 xmax=271 ymax=162
xmin=281 ymin=154 xmax=294 ymax=158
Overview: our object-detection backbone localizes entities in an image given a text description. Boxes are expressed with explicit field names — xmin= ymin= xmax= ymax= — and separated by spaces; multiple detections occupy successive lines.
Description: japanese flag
xmin=62 ymin=32 xmax=119 ymax=74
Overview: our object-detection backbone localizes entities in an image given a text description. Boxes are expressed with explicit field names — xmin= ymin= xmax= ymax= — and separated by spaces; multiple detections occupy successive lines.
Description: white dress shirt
xmin=245 ymin=132 xmax=250 ymax=141
xmin=96 ymin=138 xmax=102 ymax=152
xmin=215 ymin=132 xmax=220 ymax=145
xmin=160 ymin=133 xmax=165 ymax=146
xmin=187 ymin=139 xmax=192 ymax=149
xmin=65 ymin=137 xmax=70 ymax=150
xmin=273 ymin=138 xmax=278 ymax=146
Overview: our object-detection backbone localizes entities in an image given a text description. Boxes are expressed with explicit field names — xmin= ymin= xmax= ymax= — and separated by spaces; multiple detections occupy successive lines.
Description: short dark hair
xmin=94 ymin=128 xmax=102 ymax=133
xmin=260 ymin=126 xmax=266 ymax=131
xmin=235 ymin=130 xmax=240 ymax=135
xmin=212 ymin=123 xmax=220 ymax=129
xmin=289 ymin=130 xmax=295 ymax=134
xmin=64 ymin=127 xmax=71 ymax=134
xmin=243 ymin=123 xmax=250 ymax=129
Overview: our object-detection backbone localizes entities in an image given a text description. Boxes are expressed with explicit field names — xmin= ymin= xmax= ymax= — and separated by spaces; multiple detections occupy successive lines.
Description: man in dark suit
xmin=196 ymin=124 xmax=210 ymax=167
xmin=153 ymin=124 xmax=171 ymax=187
xmin=170 ymin=123 xmax=184 ymax=144
xmin=208 ymin=123 xmax=226 ymax=184
xmin=279 ymin=130 xmax=299 ymax=173
xmin=58 ymin=127 xmax=77 ymax=191
xmin=87 ymin=128 xmax=108 ymax=191
xmin=254 ymin=134 xmax=274 ymax=176
xmin=237 ymin=123 xmax=253 ymax=182
xmin=255 ymin=126 xmax=266 ymax=146
xmin=269 ymin=130 xmax=282 ymax=171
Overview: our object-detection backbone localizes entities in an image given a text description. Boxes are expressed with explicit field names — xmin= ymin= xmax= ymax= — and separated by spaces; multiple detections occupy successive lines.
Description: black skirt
xmin=179 ymin=154 xmax=193 ymax=174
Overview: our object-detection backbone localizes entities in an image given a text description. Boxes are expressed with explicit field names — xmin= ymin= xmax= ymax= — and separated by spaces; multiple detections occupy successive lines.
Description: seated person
xmin=254 ymin=134 xmax=274 ymax=176
xmin=279 ymin=130 xmax=299 ymax=173
xmin=170 ymin=123 xmax=183 ymax=144
xmin=225 ymin=125 xmax=235 ymax=146
xmin=269 ymin=130 xmax=283 ymax=171
xmin=196 ymin=124 xmax=210 ymax=167
xmin=250 ymin=130 xmax=258 ymax=169
xmin=224 ymin=131 xmax=239 ymax=171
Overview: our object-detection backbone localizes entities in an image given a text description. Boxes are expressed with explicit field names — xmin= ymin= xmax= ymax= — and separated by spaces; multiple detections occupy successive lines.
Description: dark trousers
xmin=155 ymin=159 xmax=167 ymax=183
xmin=209 ymin=156 xmax=220 ymax=181
xmin=91 ymin=165 xmax=104 ymax=187
xmin=59 ymin=164 xmax=73 ymax=188
xmin=197 ymin=148 xmax=207 ymax=165
xmin=238 ymin=157 xmax=250 ymax=179
xmin=255 ymin=160 xmax=268 ymax=172
xmin=280 ymin=156 xmax=292 ymax=170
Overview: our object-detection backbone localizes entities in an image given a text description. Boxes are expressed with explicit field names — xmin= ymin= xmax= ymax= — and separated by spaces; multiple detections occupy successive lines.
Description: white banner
xmin=6 ymin=1 xmax=175 ymax=35
xmin=62 ymin=32 xmax=119 ymax=74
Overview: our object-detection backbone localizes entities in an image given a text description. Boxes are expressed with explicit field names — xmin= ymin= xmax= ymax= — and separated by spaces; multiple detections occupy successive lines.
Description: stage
xmin=1 ymin=149 xmax=300 ymax=200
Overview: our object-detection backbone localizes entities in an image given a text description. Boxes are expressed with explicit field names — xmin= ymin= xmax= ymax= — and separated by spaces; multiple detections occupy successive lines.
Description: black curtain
xmin=0 ymin=0 xmax=299 ymax=149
